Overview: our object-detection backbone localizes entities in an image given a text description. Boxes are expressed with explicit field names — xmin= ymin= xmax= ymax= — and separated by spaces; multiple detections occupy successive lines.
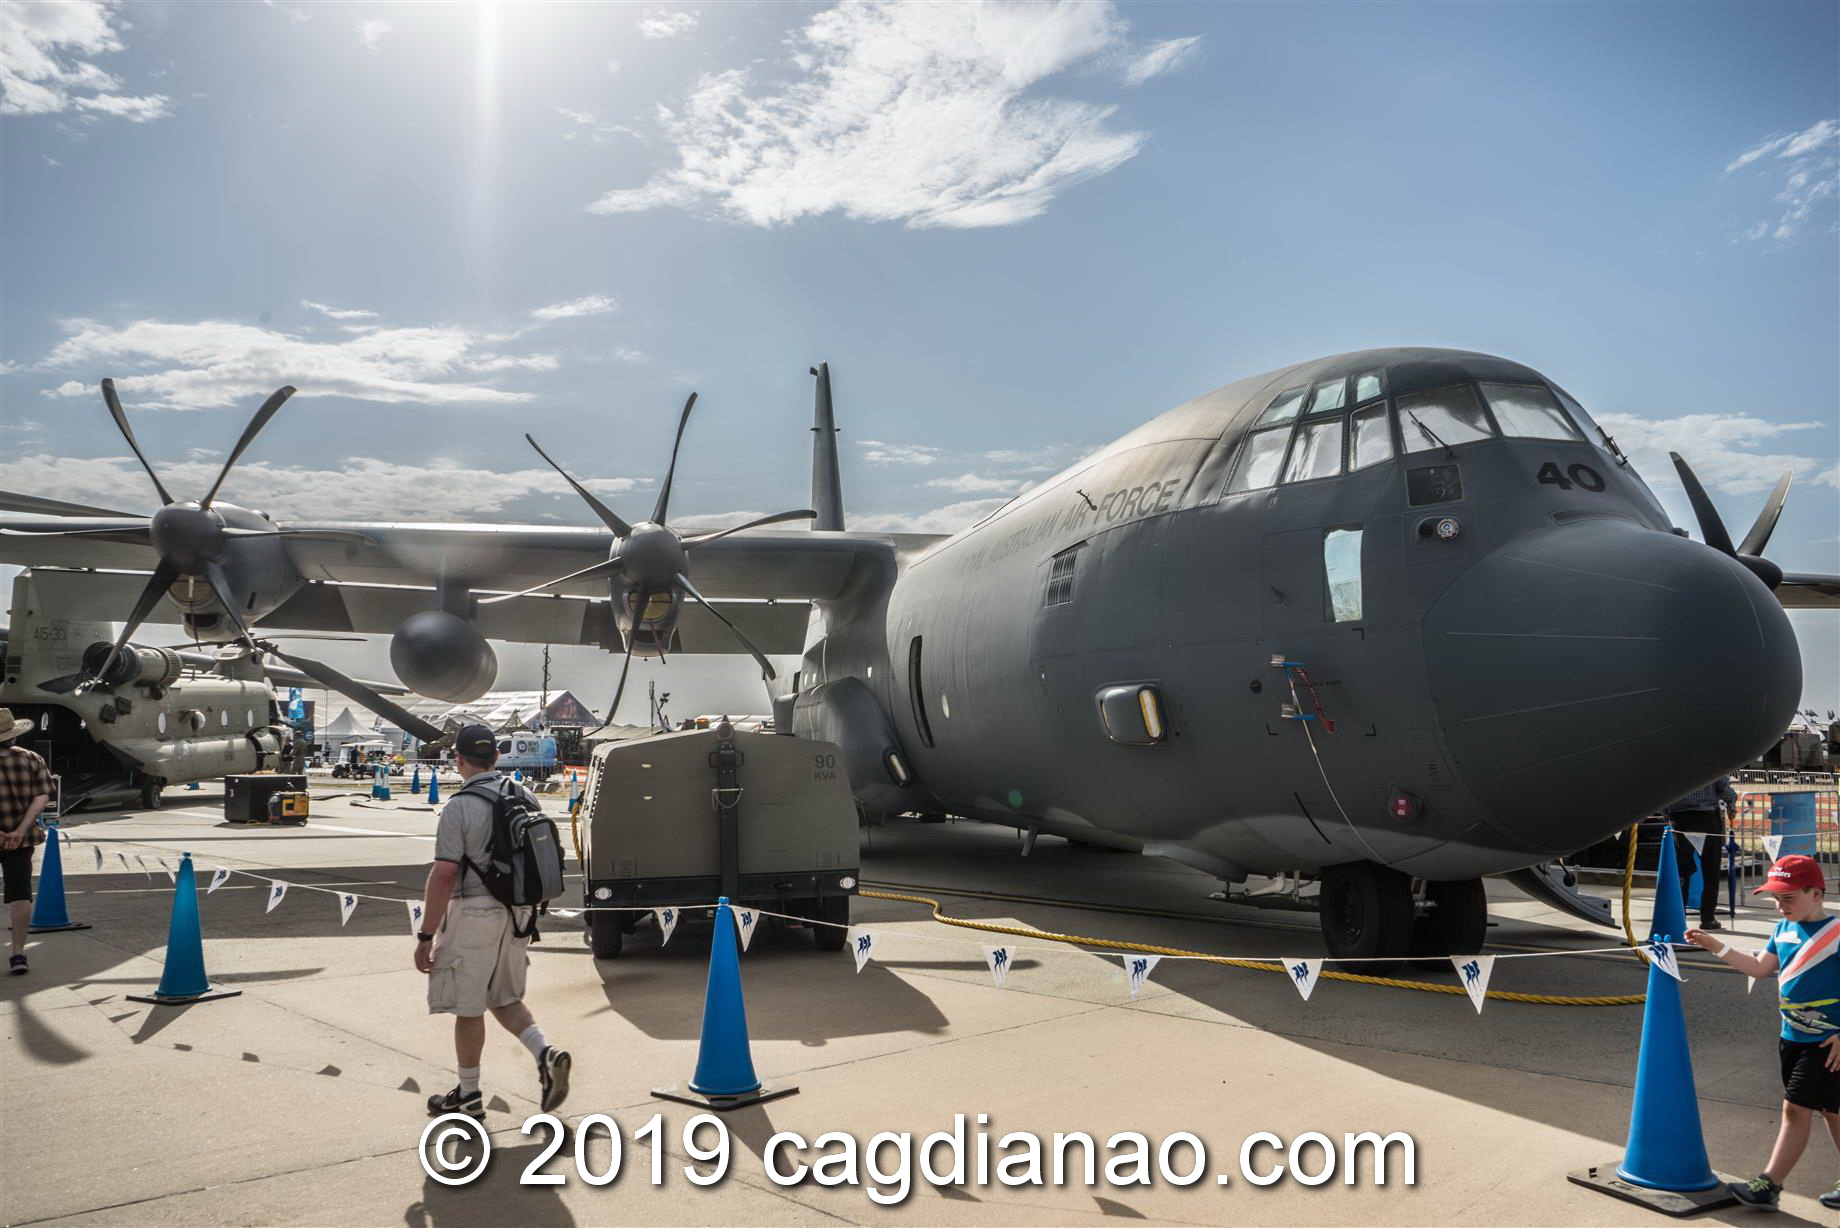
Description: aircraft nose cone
xmin=1424 ymin=520 xmax=1800 ymax=857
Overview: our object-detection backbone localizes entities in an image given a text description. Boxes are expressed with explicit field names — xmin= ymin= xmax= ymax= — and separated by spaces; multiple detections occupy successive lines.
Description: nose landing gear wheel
xmin=1319 ymin=861 xmax=1414 ymax=972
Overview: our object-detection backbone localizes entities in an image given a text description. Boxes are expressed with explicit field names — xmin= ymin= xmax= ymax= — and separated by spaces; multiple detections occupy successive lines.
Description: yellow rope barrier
xmin=860 ymin=888 xmax=1647 ymax=1007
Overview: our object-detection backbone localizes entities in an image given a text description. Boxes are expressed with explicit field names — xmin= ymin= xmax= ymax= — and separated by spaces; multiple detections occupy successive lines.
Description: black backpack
xmin=456 ymin=777 xmax=567 ymax=940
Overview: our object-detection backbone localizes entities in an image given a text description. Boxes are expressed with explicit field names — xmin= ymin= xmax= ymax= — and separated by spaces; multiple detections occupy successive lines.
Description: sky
xmin=1 ymin=0 xmax=1836 ymax=721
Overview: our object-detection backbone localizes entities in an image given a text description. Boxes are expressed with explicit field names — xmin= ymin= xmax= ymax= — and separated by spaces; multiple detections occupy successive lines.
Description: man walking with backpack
xmin=416 ymin=724 xmax=571 ymax=1121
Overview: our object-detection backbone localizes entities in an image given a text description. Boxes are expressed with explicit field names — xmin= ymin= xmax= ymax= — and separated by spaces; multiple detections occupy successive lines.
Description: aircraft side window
xmin=1256 ymin=387 xmax=1307 ymax=426
xmin=1397 ymin=385 xmax=1495 ymax=454
xmin=219 ymin=710 xmax=229 ymax=729
xmin=1282 ymin=417 xmax=1344 ymax=484
xmin=1353 ymin=370 xmax=1384 ymax=403
xmin=1323 ymin=528 xmax=1364 ymax=623
xmin=1481 ymin=383 xmax=1581 ymax=441
xmin=1551 ymin=386 xmax=1626 ymax=460
xmin=1305 ymin=377 xmax=1347 ymax=416
xmin=1349 ymin=404 xmax=1393 ymax=470
xmin=1043 ymin=544 xmax=1083 ymax=607
xmin=1226 ymin=427 xmax=1291 ymax=493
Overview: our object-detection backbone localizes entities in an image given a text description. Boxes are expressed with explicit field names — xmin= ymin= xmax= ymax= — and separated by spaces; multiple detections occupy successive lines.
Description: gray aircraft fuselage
xmin=793 ymin=347 xmax=1801 ymax=882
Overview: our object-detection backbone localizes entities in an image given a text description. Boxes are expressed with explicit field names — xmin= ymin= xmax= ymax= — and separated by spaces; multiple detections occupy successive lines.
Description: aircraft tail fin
xmin=809 ymin=362 xmax=845 ymax=532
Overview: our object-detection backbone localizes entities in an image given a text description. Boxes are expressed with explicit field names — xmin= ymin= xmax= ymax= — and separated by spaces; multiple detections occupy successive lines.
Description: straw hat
xmin=0 ymin=709 xmax=35 ymax=742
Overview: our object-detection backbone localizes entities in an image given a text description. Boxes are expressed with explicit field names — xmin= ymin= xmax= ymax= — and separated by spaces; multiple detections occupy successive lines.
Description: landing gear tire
xmin=1319 ymin=861 xmax=1414 ymax=971
xmin=814 ymin=895 xmax=848 ymax=952
xmin=1409 ymin=878 xmax=1487 ymax=965
xmin=140 ymin=779 xmax=164 ymax=810
xmin=587 ymin=911 xmax=623 ymax=959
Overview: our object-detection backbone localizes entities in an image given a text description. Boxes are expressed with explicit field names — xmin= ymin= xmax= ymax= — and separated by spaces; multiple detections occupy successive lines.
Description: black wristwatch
xmin=416 ymin=931 xmax=435 ymax=943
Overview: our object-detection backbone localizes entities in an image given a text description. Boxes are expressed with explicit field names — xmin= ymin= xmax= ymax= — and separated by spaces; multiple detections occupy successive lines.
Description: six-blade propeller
xmin=1669 ymin=451 xmax=1791 ymax=591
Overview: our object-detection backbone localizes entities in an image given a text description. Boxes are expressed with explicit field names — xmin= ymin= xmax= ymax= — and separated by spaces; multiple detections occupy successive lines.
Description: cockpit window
xmin=1283 ymin=417 xmax=1344 ymax=484
xmin=1353 ymin=371 xmax=1383 ymax=403
xmin=1305 ymin=378 xmax=1346 ymax=416
xmin=1481 ymin=383 xmax=1581 ymax=441
xmin=1349 ymin=403 xmax=1393 ymax=470
xmin=1552 ymin=386 xmax=1626 ymax=460
xmin=1257 ymin=388 xmax=1307 ymax=426
xmin=1397 ymin=385 xmax=1495 ymax=454
xmin=1227 ymin=427 xmax=1290 ymax=492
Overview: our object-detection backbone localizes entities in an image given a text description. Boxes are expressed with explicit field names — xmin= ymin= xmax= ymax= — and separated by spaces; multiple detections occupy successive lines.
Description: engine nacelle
xmin=389 ymin=611 xmax=497 ymax=703
xmin=81 ymin=642 xmax=185 ymax=691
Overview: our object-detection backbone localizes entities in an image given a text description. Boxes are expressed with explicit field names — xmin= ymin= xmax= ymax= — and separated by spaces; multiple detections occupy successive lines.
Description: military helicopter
xmin=0 ymin=569 xmax=413 ymax=811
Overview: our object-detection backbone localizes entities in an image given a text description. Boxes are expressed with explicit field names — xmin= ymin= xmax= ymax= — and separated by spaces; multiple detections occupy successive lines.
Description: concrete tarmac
xmin=3 ymin=793 xmax=1832 ymax=1226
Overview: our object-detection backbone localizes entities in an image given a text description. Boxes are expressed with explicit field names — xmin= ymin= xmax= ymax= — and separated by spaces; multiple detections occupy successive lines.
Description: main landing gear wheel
xmin=140 ymin=779 xmax=164 ymax=810
xmin=1409 ymin=878 xmax=1488 ymax=966
xmin=587 ymin=911 xmax=623 ymax=959
xmin=1319 ymin=861 xmax=1414 ymax=972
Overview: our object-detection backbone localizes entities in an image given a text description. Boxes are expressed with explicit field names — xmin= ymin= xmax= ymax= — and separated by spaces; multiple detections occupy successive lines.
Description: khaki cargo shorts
xmin=426 ymin=899 xmax=532 ymax=1017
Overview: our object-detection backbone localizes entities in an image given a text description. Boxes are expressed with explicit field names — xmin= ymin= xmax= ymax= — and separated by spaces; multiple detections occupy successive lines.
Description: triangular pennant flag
xmin=265 ymin=881 xmax=287 ymax=913
xmin=1765 ymin=834 xmax=1784 ymax=861
xmin=1284 ymin=957 xmax=1323 ymax=1002
xmin=1646 ymin=940 xmax=1683 ymax=981
xmin=92 ymin=845 xmax=103 ymax=871
xmin=733 ymin=906 xmax=760 ymax=952
xmin=851 ymin=928 xmax=877 ymax=973
xmin=985 ymin=945 xmax=1013 ymax=988
xmin=1683 ymin=832 xmax=1708 ymax=858
xmin=1451 ymin=955 xmax=1496 ymax=1013
xmin=116 ymin=852 xmax=130 ymax=873
xmin=654 ymin=907 xmax=678 ymax=947
xmin=1122 ymin=953 xmax=1162 ymax=1000
xmin=338 ymin=893 xmax=358 ymax=926
xmin=159 ymin=858 xmax=175 ymax=883
xmin=134 ymin=855 xmax=151 ymax=879
xmin=208 ymin=866 xmax=230 ymax=894
xmin=407 ymin=900 xmax=425 ymax=936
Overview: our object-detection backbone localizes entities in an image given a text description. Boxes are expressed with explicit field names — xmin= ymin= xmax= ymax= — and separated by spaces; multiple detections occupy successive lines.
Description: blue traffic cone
xmin=514 ymin=768 xmax=523 ymax=783
xmin=126 ymin=853 xmax=241 ymax=1005
xmin=411 ymin=764 xmax=422 ymax=794
xmin=426 ymin=770 xmax=440 ymax=806
xmin=29 ymin=823 xmax=91 ymax=933
xmin=566 ymin=774 xmax=578 ymax=811
xmin=653 ymin=898 xmax=798 ymax=1111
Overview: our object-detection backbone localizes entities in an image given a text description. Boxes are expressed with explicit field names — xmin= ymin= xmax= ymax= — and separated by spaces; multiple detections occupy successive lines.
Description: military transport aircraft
xmin=2 ymin=349 xmax=1832 ymax=961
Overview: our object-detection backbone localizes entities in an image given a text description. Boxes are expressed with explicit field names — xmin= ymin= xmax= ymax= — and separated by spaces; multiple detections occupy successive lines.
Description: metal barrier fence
xmin=1731 ymin=774 xmax=1840 ymax=893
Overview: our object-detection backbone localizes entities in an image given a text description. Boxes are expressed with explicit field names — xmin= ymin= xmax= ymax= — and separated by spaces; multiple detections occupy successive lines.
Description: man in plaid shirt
xmin=0 ymin=709 xmax=55 ymax=975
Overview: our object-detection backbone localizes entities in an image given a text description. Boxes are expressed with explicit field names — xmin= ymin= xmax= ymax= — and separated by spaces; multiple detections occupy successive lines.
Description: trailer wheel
xmin=587 ymin=911 xmax=623 ymax=959
xmin=814 ymin=896 xmax=848 ymax=951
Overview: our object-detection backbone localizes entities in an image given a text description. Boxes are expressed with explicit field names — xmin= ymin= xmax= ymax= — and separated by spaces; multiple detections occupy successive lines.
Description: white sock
xmin=457 ymin=1064 xmax=480 ymax=1096
xmin=518 ymin=1024 xmax=548 ymax=1059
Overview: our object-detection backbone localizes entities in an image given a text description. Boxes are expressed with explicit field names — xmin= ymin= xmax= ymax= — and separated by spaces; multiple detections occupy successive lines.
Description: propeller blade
xmin=683 ymin=508 xmax=818 ymax=549
xmin=201 ymin=385 xmax=296 ymax=507
xmin=677 ymin=574 xmax=777 ymax=682
xmin=100 ymin=379 xmax=176 ymax=506
xmin=202 ymin=561 xmax=261 ymax=650
xmin=1668 ymin=452 xmax=1735 ymax=556
xmin=525 ymin=434 xmax=632 ymax=537
xmin=650 ymin=392 xmax=698 ymax=525
xmin=592 ymin=585 xmax=648 ymax=731
xmin=478 ymin=557 xmax=625 ymax=605
xmin=94 ymin=560 xmax=180 ymax=683
xmin=0 ymin=490 xmax=145 ymax=518
xmin=1738 ymin=469 xmax=1794 ymax=558
xmin=263 ymin=645 xmax=443 ymax=742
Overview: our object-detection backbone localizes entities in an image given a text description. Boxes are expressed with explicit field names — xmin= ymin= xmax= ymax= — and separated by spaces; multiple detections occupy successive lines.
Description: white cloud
xmin=924 ymin=472 xmax=1031 ymax=494
xmin=851 ymin=497 xmax=1009 ymax=533
xmin=858 ymin=438 xmax=940 ymax=465
xmin=264 ymin=0 xmax=311 ymax=21
xmin=553 ymin=104 xmax=646 ymax=145
xmin=606 ymin=58 xmax=621 ymax=74
xmin=637 ymin=8 xmax=697 ymax=40
xmin=530 ymin=293 xmax=618 ymax=322
xmin=356 ymin=18 xmax=392 ymax=50
xmin=301 ymin=299 xmax=380 ymax=321
xmin=0 ymin=0 xmax=171 ymax=121
xmin=610 ymin=345 xmax=647 ymax=363
xmin=0 ymin=453 xmax=640 ymax=522
xmin=1597 ymin=411 xmax=1840 ymax=497
xmin=1119 ymin=35 xmax=1200 ymax=86
xmin=589 ymin=1 xmax=1192 ymax=229
xmin=33 ymin=316 xmax=545 ymax=410
xmin=1724 ymin=118 xmax=1839 ymax=243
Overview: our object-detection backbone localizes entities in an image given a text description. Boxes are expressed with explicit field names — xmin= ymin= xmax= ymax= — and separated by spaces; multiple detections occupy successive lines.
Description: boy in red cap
xmin=1687 ymin=854 xmax=1840 ymax=1210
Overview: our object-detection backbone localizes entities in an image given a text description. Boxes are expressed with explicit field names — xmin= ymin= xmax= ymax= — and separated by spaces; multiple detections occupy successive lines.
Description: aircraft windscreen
xmin=1481 ymin=383 xmax=1582 ymax=441
xmin=1397 ymin=385 xmax=1495 ymax=453
xmin=1349 ymin=404 xmax=1393 ymax=469
xmin=1283 ymin=417 xmax=1344 ymax=483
